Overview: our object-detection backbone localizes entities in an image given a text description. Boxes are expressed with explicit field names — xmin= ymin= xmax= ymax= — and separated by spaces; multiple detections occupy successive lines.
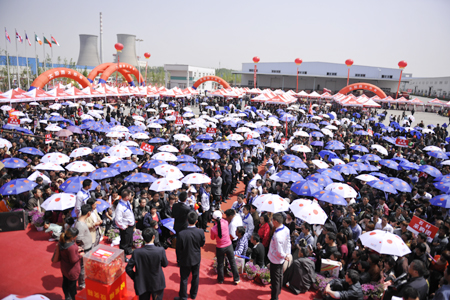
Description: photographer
xmin=385 ymin=260 xmax=428 ymax=300
xmin=324 ymin=269 xmax=363 ymax=300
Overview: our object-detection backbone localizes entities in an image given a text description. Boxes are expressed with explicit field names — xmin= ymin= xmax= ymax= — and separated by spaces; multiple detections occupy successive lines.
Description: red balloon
xmin=115 ymin=43 xmax=124 ymax=52
xmin=253 ymin=56 xmax=260 ymax=63
xmin=345 ymin=59 xmax=354 ymax=67
xmin=144 ymin=52 xmax=151 ymax=59
xmin=398 ymin=60 xmax=407 ymax=69
xmin=294 ymin=58 xmax=303 ymax=65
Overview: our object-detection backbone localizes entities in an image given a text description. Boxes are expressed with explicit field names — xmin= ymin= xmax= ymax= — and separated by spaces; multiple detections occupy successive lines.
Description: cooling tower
xmin=77 ymin=34 xmax=101 ymax=66
xmin=116 ymin=34 xmax=138 ymax=66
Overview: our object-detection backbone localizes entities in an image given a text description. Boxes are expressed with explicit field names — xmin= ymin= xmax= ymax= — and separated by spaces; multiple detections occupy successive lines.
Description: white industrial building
xmin=233 ymin=62 xmax=412 ymax=95
xmin=404 ymin=76 xmax=450 ymax=99
xmin=164 ymin=64 xmax=216 ymax=91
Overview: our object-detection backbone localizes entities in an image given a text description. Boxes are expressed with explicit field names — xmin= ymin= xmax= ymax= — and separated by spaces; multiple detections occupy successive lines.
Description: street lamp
xmin=144 ymin=52 xmax=151 ymax=86
xmin=136 ymin=38 xmax=143 ymax=86
xmin=396 ymin=60 xmax=407 ymax=99
xmin=294 ymin=58 xmax=303 ymax=93
xmin=345 ymin=59 xmax=354 ymax=86
xmin=252 ymin=56 xmax=260 ymax=89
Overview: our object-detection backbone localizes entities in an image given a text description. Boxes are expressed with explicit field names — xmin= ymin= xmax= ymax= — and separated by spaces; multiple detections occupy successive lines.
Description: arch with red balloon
xmin=29 ymin=68 xmax=91 ymax=90
xmin=87 ymin=63 xmax=138 ymax=86
xmin=338 ymin=82 xmax=387 ymax=99
xmin=98 ymin=62 xmax=145 ymax=87
xmin=192 ymin=75 xmax=230 ymax=90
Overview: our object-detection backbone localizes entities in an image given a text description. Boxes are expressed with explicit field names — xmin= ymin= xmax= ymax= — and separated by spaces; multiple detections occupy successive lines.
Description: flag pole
xmin=50 ymin=36 xmax=54 ymax=88
xmin=5 ymin=28 xmax=11 ymax=90
xmin=42 ymin=33 xmax=46 ymax=90
xmin=15 ymin=28 xmax=20 ymax=89
xmin=34 ymin=32 xmax=38 ymax=79
xmin=24 ymin=30 xmax=30 ymax=89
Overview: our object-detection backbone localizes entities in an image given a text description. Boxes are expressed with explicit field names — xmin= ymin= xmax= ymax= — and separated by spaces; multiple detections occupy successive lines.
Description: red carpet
xmin=0 ymin=165 xmax=317 ymax=300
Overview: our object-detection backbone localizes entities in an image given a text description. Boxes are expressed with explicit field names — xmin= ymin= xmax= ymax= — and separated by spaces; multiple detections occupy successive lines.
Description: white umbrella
xmin=111 ymin=125 xmax=129 ymax=132
xmin=65 ymin=161 xmax=96 ymax=173
xmin=27 ymin=171 xmax=51 ymax=185
xmin=148 ymin=123 xmax=162 ymax=129
xmin=11 ymin=111 xmax=25 ymax=117
xmin=165 ymin=115 xmax=176 ymax=121
xmin=87 ymin=111 xmax=102 ymax=119
xmin=371 ymin=144 xmax=388 ymax=156
xmin=408 ymin=115 xmax=415 ymax=122
xmin=173 ymin=134 xmax=192 ymax=142
xmin=132 ymin=132 xmax=150 ymax=139
xmin=293 ymin=131 xmax=310 ymax=138
xmin=227 ymin=134 xmax=244 ymax=141
xmin=423 ymin=146 xmax=442 ymax=152
xmin=321 ymin=128 xmax=333 ymax=137
xmin=147 ymin=108 xmax=157 ymax=112
xmin=332 ymin=158 xmax=346 ymax=165
xmin=266 ymin=119 xmax=281 ymax=127
xmin=86 ymin=103 xmax=95 ymax=107
xmin=325 ymin=183 xmax=357 ymax=198
xmin=291 ymin=145 xmax=311 ymax=153
xmin=154 ymin=164 xmax=184 ymax=179
xmin=1 ymin=105 xmax=12 ymax=111
xmin=355 ymin=174 xmax=380 ymax=182
xmin=165 ymin=109 xmax=175 ymax=114
xmin=158 ymin=145 xmax=179 ymax=153
xmin=41 ymin=193 xmax=77 ymax=211
xmin=49 ymin=104 xmax=61 ymax=110
xmin=200 ymin=102 xmax=208 ymax=106
xmin=236 ymin=127 xmax=251 ymax=133
xmin=312 ymin=160 xmax=329 ymax=169
xmin=34 ymin=162 xmax=65 ymax=171
xmin=183 ymin=107 xmax=192 ymax=111
xmin=244 ymin=131 xmax=260 ymax=139
xmin=45 ymin=124 xmax=62 ymax=132
xmin=0 ymin=138 xmax=12 ymax=149
xmin=80 ymin=114 xmax=94 ymax=121
xmin=150 ymin=178 xmax=182 ymax=192
xmin=29 ymin=101 xmax=40 ymax=106
xmin=108 ymin=145 xmax=133 ymax=157
xmin=265 ymin=142 xmax=285 ymax=151
xmin=289 ymin=199 xmax=328 ymax=225
xmin=134 ymin=121 xmax=147 ymax=131
xmin=106 ymin=131 xmax=125 ymax=138
xmin=255 ymin=121 xmax=267 ymax=127
xmin=422 ymin=129 xmax=435 ymax=134
xmin=132 ymin=115 xmax=145 ymax=122
xmin=41 ymin=152 xmax=70 ymax=164
xmin=181 ymin=173 xmax=211 ymax=185
xmin=20 ymin=118 xmax=32 ymax=124
xmin=442 ymin=160 xmax=450 ymax=166
xmin=120 ymin=141 xmax=139 ymax=147
xmin=252 ymin=194 xmax=289 ymax=213
xmin=325 ymin=125 xmax=339 ymax=131
xmin=100 ymin=156 xmax=122 ymax=164
xmin=69 ymin=147 xmax=92 ymax=158
xmin=359 ymin=230 xmax=411 ymax=256
xmin=152 ymin=152 xmax=177 ymax=161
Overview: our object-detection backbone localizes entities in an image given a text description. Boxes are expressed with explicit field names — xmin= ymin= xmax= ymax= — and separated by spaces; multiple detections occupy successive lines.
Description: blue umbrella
xmin=211 ymin=141 xmax=231 ymax=150
xmin=320 ymin=121 xmax=331 ymax=126
xmin=325 ymin=143 xmax=345 ymax=150
xmin=435 ymin=175 xmax=450 ymax=182
xmin=223 ymin=120 xmax=238 ymax=127
xmin=0 ymin=178 xmax=37 ymax=195
xmin=418 ymin=165 xmax=442 ymax=177
xmin=110 ymin=160 xmax=138 ymax=173
xmin=161 ymin=218 xmax=176 ymax=234
xmin=49 ymin=115 xmax=65 ymax=122
xmin=197 ymin=150 xmax=220 ymax=160
xmin=189 ymin=143 xmax=210 ymax=150
xmin=353 ymin=113 xmax=361 ymax=118
xmin=332 ymin=164 xmax=358 ymax=175
xmin=327 ymin=113 xmax=335 ymax=120
xmin=350 ymin=145 xmax=369 ymax=153
xmin=124 ymin=172 xmax=157 ymax=183
xmin=430 ymin=195 xmax=450 ymax=208
xmin=127 ymin=147 xmax=144 ymax=155
xmin=351 ymin=124 xmax=363 ymax=129
xmin=313 ymin=190 xmax=347 ymax=206
xmin=353 ymin=155 xmax=361 ymax=161
xmin=379 ymin=159 xmax=399 ymax=170
xmin=271 ymin=170 xmax=304 ymax=182
xmin=92 ymin=145 xmax=111 ymax=153
xmin=341 ymin=108 xmax=347 ymax=112
xmin=319 ymin=150 xmax=339 ymax=161
xmin=369 ymin=172 xmax=388 ymax=179
xmin=364 ymin=163 xmax=379 ymax=172
xmin=327 ymin=140 xmax=345 ymax=147
xmin=383 ymin=177 xmax=412 ymax=192
xmin=1 ymin=158 xmax=28 ymax=168
xmin=347 ymin=162 xmax=369 ymax=172
xmin=243 ymin=139 xmax=261 ymax=146
xmin=94 ymin=104 xmax=103 ymax=109
xmin=196 ymin=134 xmax=214 ymax=141
xmin=434 ymin=182 xmax=450 ymax=193
xmin=19 ymin=147 xmax=44 ymax=156
xmin=290 ymin=180 xmax=323 ymax=196
xmin=354 ymin=130 xmax=369 ymax=136
xmin=428 ymin=151 xmax=449 ymax=159
xmin=382 ymin=137 xmax=397 ymax=144
xmin=310 ymin=131 xmax=324 ymax=138
xmin=88 ymin=168 xmax=120 ymax=180
xmin=176 ymin=155 xmax=196 ymax=162
xmin=94 ymin=198 xmax=110 ymax=213
xmin=128 ymin=125 xmax=144 ymax=133
xmin=360 ymin=154 xmax=382 ymax=161
xmin=367 ymin=180 xmax=397 ymax=194
xmin=3 ymin=124 xmax=17 ymax=130
xmin=225 ymin=140 xmax=241 ymax=147
xmin=142 ymin=160 xmax=166 ymax=169
xmin=399 ymin=161 xmax=419 ymax=170
xmin=391 ymin=157 xmax=408 ymax=163
xmin=306 ymin=174 xmax=333 ymax=187
xmin=318 ymin=169 xmax=344 ymax=181
xmin=154 ymin=119 xmax=167 ymax=124
xmin=177 ymin=163 xmax=202 ymax=172
xmin=301 ymin=123 xmax=320 ymax=131
xmin=283 ymin=159 xmax=308 ymax=169
xmin=311 ymin=141 xmax=324 ymax=147
xmin=149 ymin=137 xmax=167 ymax=143
xmin=60 ymin=177 xmax=99 ymax=193
xmin=16 ymin=127 xmax=34 ymax=135
xmin=282 ymin=154 xmax=299 ymax=161
xmin=367 ymin=117 xmax=377 ymax=121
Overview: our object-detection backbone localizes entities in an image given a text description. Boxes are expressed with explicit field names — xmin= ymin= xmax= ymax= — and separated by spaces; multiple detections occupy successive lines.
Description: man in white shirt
xmin=380 ymin=215 xmax=394 ymax=233
xmin=75 ymin=179 xmax=92 ymax=217
xmin=115 ymin=190 xmax=136 ymax=261
xmin=225 ymin=209 xmax=243 ymax=245
xmin=268 ymin=213 xmax=291 ymax=300
xmin=242 ymin=205 xmax=254 ymax=238
xmin=231 ymin=194 xmax=245 ymax=219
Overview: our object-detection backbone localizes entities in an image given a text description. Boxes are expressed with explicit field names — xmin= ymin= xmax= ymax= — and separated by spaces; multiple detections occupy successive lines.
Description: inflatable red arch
xmin=88 ymin=63 xmax=136 ymax=86
xmin=339 ymin=83 xmax=387 ymax=99
xmin=192 ymin=75 xmax=230 ymax=89
xmin=98 ymin=62 xmax=144 ymax=87
xmin=29 ymin=68 xmax=91 ymax=90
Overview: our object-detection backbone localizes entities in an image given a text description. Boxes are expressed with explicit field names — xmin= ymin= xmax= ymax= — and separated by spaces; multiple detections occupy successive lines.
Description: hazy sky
xmin=1 ymin=0 xmax=449 ymax=77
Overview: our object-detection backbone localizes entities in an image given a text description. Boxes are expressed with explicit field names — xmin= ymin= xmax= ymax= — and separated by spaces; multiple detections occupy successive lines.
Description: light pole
xmin=396 ymin=61 xmax=407 ymax=99
xmin=345 ymin=59 xmax=353 ymax=86
xmin=144 ymin=52 xmax=151 ymax=86
xmin=294 ymin=58 xmax=302 ymax=92
xmin=252 ymin=56 xmax=260 ymax=88
xmin=136 ymin=38 xmax=143 ymax=86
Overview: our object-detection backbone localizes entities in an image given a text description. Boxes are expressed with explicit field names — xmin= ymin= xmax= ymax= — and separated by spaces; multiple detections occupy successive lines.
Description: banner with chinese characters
xmin=206 ymin=127 xmax=216 ymax=135
xmin=45 ymin=134 xmax=52 ymax=144
xmin=395 ymin=138 xmax=408 ymax=147
xmin=407 ymin=216 xmax=438 ymax=242
xmin=140 ymin=142 xmax=154 ymax=154
xmin=175 ymin=116 xmax=183 ymax=126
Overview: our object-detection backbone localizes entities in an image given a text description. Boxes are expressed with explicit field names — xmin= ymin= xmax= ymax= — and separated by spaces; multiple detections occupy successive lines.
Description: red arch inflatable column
xmin=339 ymin=83 xmax=387 ymax=99
xmin=29 ymin=68 xmax=91 ymax=91
xmin=88 ymin=62 xmax=136 ymax=85
xmin=192 ymin=75 xmax=230 ymax=89
xmin=99 ymin=63 xmax=144 ymax=87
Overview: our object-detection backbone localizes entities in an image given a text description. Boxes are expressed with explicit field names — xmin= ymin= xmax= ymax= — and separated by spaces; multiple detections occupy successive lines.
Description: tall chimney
xmin=99 ymin=12 xmax=103 ymax=64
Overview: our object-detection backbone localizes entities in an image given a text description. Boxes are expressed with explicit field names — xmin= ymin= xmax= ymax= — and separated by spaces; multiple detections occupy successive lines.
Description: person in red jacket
xmin=59 ymin=227 xmax=84 ymax=300
xmin=258 ymin=214 xmax=271 ymax=248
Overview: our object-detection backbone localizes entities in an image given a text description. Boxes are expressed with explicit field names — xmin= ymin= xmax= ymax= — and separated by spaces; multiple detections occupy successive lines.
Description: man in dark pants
xmin=175 ymin=212 xmax=205 ymax=300
xmin=172 ymin=191 xmax=193 ymax=234
xmin=222 ymin=164 xmax=233 ymax=201
xmin=126 ymin=228 xmax=168 ymax=300
xmin=115 ymin=190 xmax=135 ymax=262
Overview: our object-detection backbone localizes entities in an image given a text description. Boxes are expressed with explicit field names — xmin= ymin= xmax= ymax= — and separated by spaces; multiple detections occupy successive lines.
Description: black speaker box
xmin=0 ymin=210 xmax=29 ymax=232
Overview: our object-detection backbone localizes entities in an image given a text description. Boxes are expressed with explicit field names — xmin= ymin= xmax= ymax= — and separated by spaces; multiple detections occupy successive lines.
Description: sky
xmin=1 ymin=0 xmax=449 ymax=77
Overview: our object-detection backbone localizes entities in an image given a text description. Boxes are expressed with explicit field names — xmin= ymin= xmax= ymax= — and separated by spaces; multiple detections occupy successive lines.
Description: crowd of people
xmin=3 ymin=92 xmax=450 ymax=300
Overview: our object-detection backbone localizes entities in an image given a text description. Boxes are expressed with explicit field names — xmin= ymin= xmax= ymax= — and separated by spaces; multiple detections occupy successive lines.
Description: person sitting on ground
xmin=249 ymin=233 xmax=265 ymax=268
xmin=234 ymin=226 xmax=249 ymax=257
xmin=324 ymin=269 xmax=364 ymax=300
xmin=45 ymin=220 xmax=63 ymax=242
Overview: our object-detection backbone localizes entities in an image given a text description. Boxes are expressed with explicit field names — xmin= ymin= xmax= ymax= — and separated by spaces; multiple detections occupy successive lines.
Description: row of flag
xmin=4 ymin=28 xmax=59 ymax=47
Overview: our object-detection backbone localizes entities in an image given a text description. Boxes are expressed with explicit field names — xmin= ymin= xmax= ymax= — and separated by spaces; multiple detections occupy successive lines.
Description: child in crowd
xmin=44 ymin=220 xmax=62 ymax=242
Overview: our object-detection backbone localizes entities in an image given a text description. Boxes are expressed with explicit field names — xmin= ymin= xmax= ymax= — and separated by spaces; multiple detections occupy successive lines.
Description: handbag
xmin=51 ymin=243 xmax=61 ymax=263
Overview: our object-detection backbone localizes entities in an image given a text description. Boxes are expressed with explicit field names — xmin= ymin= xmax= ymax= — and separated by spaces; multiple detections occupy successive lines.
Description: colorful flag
xmin=16 ymin=31 xmax=23 ymax=43
xmin=5 ymin=28 xmax=10 ymax=43
xmin=35 ymin=34 xmax=42 ymax=45
xmin=25 ymin=33 xmax=31 ymax=46
xmin=44 ymin=36 xmax=52 ymax=47
xmin=51 ymin=36 xmax=59 ymax=46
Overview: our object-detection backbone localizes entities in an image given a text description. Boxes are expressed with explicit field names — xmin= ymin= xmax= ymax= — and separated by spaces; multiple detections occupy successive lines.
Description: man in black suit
xmin=172 ymin=191 xmax=193 ymax=234
xmin=126 ymin=228 xmax=168 ymax=300
xmin=223 ymin=164 xmax=233 ymax=201
xmin=175 ymin=212 xmax=206 ymax=300
xmin=250 ymin=233 xmax=265 ymax=268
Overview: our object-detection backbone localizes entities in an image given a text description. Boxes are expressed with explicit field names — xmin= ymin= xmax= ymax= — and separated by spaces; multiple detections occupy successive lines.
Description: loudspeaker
xmin=0 ymin=210 xmax=29 ymax=232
